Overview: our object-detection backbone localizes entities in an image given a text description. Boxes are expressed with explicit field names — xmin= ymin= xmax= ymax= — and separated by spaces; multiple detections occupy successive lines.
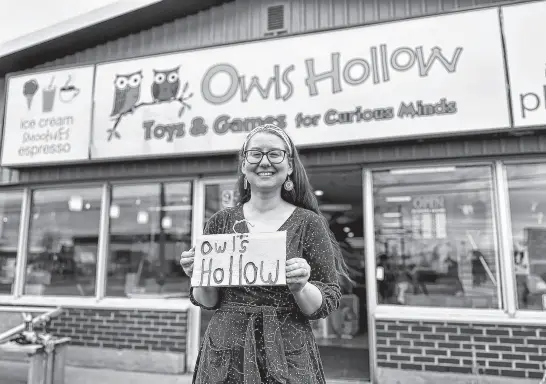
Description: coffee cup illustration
xmin=59 ymin=75 xmax=80 ymax=103
xmin=42 ymin=76 xmax=56 ymax=113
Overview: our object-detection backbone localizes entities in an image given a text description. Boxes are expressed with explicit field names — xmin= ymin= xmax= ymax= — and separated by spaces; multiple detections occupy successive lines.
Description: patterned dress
xmin=190 ymin=205 xmax=342 ymax=384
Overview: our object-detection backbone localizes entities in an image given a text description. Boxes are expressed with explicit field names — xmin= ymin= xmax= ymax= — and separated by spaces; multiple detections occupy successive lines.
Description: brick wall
xmin=46 ymin=308 xmax=187 ymax=353
xmin=376 ymin=320 xmax=546 ymax=380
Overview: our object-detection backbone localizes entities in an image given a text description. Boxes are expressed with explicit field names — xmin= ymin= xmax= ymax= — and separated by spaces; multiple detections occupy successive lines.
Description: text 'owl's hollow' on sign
xmin=191 ymin=232 xmax=287 ymax=287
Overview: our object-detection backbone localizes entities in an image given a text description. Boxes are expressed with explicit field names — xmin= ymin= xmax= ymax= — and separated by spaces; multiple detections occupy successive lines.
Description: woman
xmin=180 ymin=124 xmax=350 ymax=384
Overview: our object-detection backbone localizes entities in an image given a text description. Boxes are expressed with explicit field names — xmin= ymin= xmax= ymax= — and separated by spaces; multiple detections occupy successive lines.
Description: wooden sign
xmin=191 ymin=231 xmax=287 ymax=287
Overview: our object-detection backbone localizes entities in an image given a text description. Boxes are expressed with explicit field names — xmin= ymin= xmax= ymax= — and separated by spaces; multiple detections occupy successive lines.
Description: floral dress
xmin=189 ymin=205 xmax=342 ymax=384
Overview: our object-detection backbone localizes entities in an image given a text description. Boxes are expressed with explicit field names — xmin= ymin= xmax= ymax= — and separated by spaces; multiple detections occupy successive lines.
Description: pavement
xmin=0 ymin=360 xmax=370 ymax=384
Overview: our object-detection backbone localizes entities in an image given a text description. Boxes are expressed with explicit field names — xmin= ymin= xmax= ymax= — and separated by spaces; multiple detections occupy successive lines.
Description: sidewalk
xmin=0 ymin=361 xmax=369 ymax=384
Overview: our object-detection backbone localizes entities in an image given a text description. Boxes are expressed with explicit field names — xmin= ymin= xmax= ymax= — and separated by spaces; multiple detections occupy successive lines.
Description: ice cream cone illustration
xmin=23 ymin=79 xmax=39 ymax=111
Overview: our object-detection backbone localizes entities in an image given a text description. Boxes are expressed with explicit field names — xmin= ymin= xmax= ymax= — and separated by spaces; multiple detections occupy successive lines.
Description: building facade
xmin=1 ymin=0 xmax=546 ymax=383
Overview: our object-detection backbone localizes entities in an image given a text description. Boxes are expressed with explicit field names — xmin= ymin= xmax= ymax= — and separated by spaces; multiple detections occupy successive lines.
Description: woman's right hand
xmin=180 ymin=247 xmax=195 ymax=277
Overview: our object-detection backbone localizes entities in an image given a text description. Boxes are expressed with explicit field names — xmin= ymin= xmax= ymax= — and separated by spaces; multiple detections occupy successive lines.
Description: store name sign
xmin=1 ymin=66 xmax=95 ymax=166
xmin=191 ymin=232 xmax=287 ymax=287
xmin=502 ymin=2 xmax=546 ymax=127
xmin=90 ymin=8 xmax=510 ymax=161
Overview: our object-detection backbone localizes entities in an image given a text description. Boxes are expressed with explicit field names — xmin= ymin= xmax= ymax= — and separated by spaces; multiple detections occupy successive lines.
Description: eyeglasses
xmin=244 ymin=149 xmax=287 ymax=164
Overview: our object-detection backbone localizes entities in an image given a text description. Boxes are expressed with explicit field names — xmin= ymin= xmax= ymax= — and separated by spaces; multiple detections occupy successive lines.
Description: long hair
xmin=235 ymin=124 xmax=353 ymax=286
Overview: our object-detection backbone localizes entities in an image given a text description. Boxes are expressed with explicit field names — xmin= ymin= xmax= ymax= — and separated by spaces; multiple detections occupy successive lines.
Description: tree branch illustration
xmin=107 ymin=81 xmax=194 ymax=141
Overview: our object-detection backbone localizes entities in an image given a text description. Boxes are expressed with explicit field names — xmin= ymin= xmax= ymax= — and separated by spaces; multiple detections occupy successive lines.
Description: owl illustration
xmin=152 ymin=67 xmax=180 ymax=102
xmin=110 ymin=71 xmax=143 ymax=117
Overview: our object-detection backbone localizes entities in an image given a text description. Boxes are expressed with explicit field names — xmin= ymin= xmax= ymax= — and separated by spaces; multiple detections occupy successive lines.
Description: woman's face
xmin=242 ymin=132 xmax=293 ymax=192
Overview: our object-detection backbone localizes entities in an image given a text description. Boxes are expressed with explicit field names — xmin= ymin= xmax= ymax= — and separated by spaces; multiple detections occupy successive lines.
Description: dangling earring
xmin=283 ymin=176 xmax=294 ymax=192
xmin=244 ymin=177 xmax=248 ymax=190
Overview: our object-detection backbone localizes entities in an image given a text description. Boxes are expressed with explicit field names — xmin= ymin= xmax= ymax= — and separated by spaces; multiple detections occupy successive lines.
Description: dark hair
xmin=235 ymin=125 xmax=353 ymax=285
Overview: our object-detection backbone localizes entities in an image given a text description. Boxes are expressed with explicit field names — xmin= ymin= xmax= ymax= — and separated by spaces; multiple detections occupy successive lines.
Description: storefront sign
xmin=90 ymin=8 xmax=509 ymax=161
xmin=191 ymin=232 xmax=287 ymax=287
xmin=502 ymin=2 xmax=546 ymax=127
xmin=1 ymin=66 xmax=95 ymax=166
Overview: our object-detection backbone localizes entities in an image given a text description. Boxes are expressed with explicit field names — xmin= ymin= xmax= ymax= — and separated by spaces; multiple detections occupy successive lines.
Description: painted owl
xmin=152 ymin=67 xmax=180 ymax=102
xmin=110 ymin=71 xmax=143 ymax=117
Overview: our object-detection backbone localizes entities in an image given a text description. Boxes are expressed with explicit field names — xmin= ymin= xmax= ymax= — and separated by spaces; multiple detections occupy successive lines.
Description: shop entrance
xmin=196 ymin=169 xmax=370 ymax=381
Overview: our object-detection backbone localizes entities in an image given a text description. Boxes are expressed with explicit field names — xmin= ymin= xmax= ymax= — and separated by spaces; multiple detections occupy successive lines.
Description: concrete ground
xmin=0 ymin=361 xmax=370 ymax=384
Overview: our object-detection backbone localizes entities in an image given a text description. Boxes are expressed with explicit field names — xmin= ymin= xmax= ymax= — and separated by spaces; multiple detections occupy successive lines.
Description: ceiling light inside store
xmin=319 ymin=204 xmax=352 ymax=212
xmin=343 ymin=227 xmax=351 ymax=233
xmin=383 ymin=212 xmax=401 ymax=218
xmin=314 ymin=190 xmax=324 ymax=197
xmin=335 ymin=216 xmax=353 ymax=225
xmin=385 ymin=196 xmax=411 ymax=203
xmin=2 ymin=217 xmax=7 ymax=222
xmin=347 ymin=232 xmax=354 ymax=238
xmin=149 ymin=205 xmax=192 ymax=212
xmin=109 ymin=205 xmax=120 ymax=219
xmin=346 ymin=237 xmax=364 ymax=249
xmin=137 ymin=211 xmax=149 ymax=224
xmin=68 ymin=196 xmax=83 ymax=212
xmin=85 ymin=203 xmax=91 ymax=210
xmin=162 ymin=216 xmax=172 ymax=229
xmin=460 ymin=204 xmax=474 ymax=215
xmin=390 ymin=166 xmax=456 ymax=175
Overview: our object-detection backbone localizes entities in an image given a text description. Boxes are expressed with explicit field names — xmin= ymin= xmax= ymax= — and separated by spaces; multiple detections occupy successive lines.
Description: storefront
xmin=1 ymin=0 xmax=545 ymax=383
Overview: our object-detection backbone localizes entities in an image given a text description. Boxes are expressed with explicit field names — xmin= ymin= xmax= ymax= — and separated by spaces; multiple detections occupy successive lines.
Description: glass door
xmin=198 ymin=178 xmax=239 ymax=340
xmin=196 ymin=172 xmax=370 ymax=381
xmin=307 ymin=168 xmax=370 ymax=382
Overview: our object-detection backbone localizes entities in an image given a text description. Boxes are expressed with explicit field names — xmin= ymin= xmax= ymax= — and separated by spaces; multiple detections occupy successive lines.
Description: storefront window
xmin=373 ymin=166 xmax=501 ymax=309
xmin=106 ymin=182 xmax=193 ymax=298
xmin=26 ymin=187 xmax=102 ymax=296
xmin=204 ymin=182 xmax=240 ymax=222
xmin=506 ymin=163 xmax=546 ymax=310
xmin=0 ymin=190 xmax=23 ymax=295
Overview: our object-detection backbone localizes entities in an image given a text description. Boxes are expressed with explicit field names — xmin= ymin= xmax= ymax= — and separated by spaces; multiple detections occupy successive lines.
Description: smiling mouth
xmin=257 ymin=172 xmax=275 ymax=176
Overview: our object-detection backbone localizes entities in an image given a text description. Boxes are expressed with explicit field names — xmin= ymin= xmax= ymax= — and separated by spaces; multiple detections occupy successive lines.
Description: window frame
xmin=104 ymin=179 xmax=195 ymax=300
xmin=500 ymin=158 xmax=546 ymax=321
xmin=366 ymin=159 xmax=546 ymax=326
xmin=3 ymin=178 xmax=198 ymax=311
xmin=0 ymin=186 xmax=27 ymax=300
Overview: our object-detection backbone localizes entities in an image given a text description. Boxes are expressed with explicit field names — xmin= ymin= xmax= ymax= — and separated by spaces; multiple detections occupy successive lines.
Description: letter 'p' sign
xmin=191 ymin=231 xmax=287 ymax=287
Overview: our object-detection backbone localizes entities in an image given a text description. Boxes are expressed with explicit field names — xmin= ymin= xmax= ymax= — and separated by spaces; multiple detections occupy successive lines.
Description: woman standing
xmin=180 ymin=124 xmax=350 ymax=384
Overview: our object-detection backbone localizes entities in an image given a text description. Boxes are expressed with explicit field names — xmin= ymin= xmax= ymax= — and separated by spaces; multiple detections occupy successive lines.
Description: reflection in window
xmin=373 ymin=166 xmax=500 ymax=308
xmin=204 ymin=182 xmax=239 ymax=222
xmin=507 ymin=164 xmax=546 ymax=310
xmin=26 ymin=187 xmax=101 ymax=296
xmin=0 ymin=191 xmax=23 ymax=295
xmin=106 ymin=182 xmax=192 ymax=298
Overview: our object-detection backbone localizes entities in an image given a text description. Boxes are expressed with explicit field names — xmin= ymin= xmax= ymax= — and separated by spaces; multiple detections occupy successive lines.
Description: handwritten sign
xmin=191 ymin=231 xmax=287 ymax=287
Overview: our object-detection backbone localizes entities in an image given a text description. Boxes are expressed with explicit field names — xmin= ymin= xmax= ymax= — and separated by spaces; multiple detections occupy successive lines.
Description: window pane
xmin=0 ymin=190 xmax=23 ymax=295
xmin=373 ymin=166 xmax=501 ymax=308
xmin=26 ymin=187 xmax=102 ymax=296
xmin=204 ymin=182 xmax=240 ymax=222
xmin=106 ymin=182 xmax=193 ymax=298
xmin=507 ymin=163 xmax=546 ymax=310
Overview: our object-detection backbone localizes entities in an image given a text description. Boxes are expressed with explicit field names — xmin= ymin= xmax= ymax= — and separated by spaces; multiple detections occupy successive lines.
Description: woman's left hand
xmin=286 ymin=258 xmax=311 ymax=293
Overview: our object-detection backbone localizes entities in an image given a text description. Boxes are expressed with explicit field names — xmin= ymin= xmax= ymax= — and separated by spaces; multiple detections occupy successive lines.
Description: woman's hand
xmin=180 ymin=247 xmax=195 ymax=277
xmin=286 ymin=257 xmax=311 ymax=294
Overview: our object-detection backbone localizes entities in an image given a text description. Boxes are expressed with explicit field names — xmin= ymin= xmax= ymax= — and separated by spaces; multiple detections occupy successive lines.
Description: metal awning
xmin=0 ymin=0 xmax=230 ymax=76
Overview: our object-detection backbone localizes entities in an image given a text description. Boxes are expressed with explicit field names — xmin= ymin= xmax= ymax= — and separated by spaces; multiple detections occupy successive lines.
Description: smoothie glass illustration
xmin=42 ymin=76 xmax=56 ymax=113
